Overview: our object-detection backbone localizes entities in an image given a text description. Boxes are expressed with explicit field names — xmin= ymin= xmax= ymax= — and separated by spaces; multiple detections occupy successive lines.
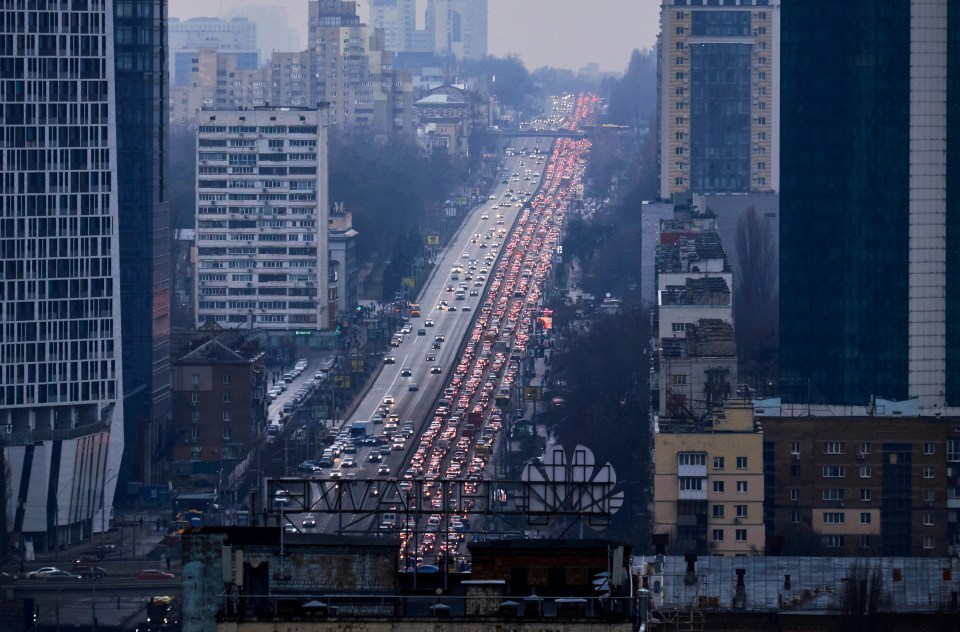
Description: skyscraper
xmin=370 ymin=0 xmax=416 ymax=54
xmin=779 ymin=0 xmax=955 ymax=409
xmin=114 ymin=0 xmax=173 ymax=491
xmin=0 ymin=1 xmax=125 ymax=550
xmin=424 ymin=0 xmax=488 ymax=61
xmin=658 ymin=0 xmax=779 ymax=199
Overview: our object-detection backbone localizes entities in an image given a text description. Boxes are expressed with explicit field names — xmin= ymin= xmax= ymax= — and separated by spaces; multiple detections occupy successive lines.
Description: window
xmin=222 ymin=373 xmax=231 ymax=385
xmin=676 ymin=102 xmax=685 ymax=111
xmin=791 ymin=511 xmax=801 ymax=524
xmin=713 ymin=481 xmax=725 ymax=493
xmin=823 ymin=535 xmax=845 ymax=548
xmin=860 ymin=512 xmax=871 ymax=525
xmin=859 ymin=535 xmax=871 ymax=549
xmin=948 ymin=439 xmax=960 ymax=462
xmin=676 ymin=146 xmax=685 ymax=155
xmin=192 ymin=411 xmax=200 ymax=421
xmin=859 ymin=466 xmax=871 ymax=478
xmin=736 ymin=529 xmax=747 ymax=542
xmin=713 ymin=504 xmax=725 ymax=518
xmin=676 ymin=41 xmax=684 ymax=50
xmin=823 ymin=512 xmax=845 ymax=524
xmin=675 ymin=116 xmax=685 ymax=125
xmin=672 ymin=374 xmax=688 ymax=385
xmin=678 ymin=452 xmax=706 ymax=466
xmin=736 ymin=481 xmax=748 ymax=493
xmin=859 ymin=442 xmax=871 ymax=455
xmin=679 ymin=477 xmax=704 ymax=491
xmin=923 ymin=467 xmax=935 ymax=479
xmin=222 ymin=411 xmax=231 ymax=421
xmin=822 ymin=466 xmax=846 ymax=478
xmin=191 ymin=429 xmax=200 ymax=440
xmin=790 ymin=441 xmax=801 ymax=455
xmin=714 ymin=456 xmax=725 ymax=470
xmin=922 ymin=536 xmax=935 ymax=550
xmin=924 ymin=442 xmax=936 ymax=455
xmin=736 ymin=456 xmax=748 ymax=470
xmin=223 ymin=428 xmax=231 ymax=440
xmin=924 ymin=490 xmax=936 ymax=503
xmin=758 ymin=71 xmax=766 ymax=81
xmin=860 ymin=489 xmax=872 ymax=501
xmin=736 ymin=505 xmax=748 ymax=518
xmin=222 ymin=392 xmax=231 ymax=403
xmin=790 ymin=464 xmax=801 ymax=476
xmin=712 ymin=529 xmax=724 ymax=542
xmin=923 ymin=513 xmax=934 ymax=526
xmin=191 ymin=392 xmax=199 ymax=404
xmin=822 ymin=488 xmax=846 ymax=501
xmin=675 ymin=71 xmax=685 ymax=80
xmin=790 ymin=488 xmax=800 ymax=501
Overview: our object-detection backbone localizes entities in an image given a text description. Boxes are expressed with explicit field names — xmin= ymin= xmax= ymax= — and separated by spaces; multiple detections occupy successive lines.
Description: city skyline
xmin=167 ymin=0 xmax=659 ymax=73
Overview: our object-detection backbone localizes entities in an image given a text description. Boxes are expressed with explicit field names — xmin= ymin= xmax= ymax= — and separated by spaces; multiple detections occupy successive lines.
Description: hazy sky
xmin=168 ymin=0 xmax=660 ymax=74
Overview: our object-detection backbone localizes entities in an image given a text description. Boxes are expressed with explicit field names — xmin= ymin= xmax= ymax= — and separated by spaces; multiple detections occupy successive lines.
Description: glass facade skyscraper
xmin=114 ymin=0 xmax=172 ymax=488
xmin=780 ymin=0 xmax=955 ymax=409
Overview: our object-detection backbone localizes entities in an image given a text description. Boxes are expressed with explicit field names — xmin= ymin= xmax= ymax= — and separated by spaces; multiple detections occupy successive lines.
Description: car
xmin=446 ymin=285 xmax=454 ymax=292
xmin=400 ymin=367 xmax=412 ymax=377
xmin=425 ymin=353 xmax=436 ymax=362
xmin=301 ymin=515 xmax=317 ymax=529
xmin=448 ymin=305 xmax=457 ymax=311
xmin=379 ymin=444 xmax=392 ymax=456
xmin=328 ymin=470 xmax=343 ymax=480
xmin=408 ymin=383 xmax=419 ymax=392
xmin=462 ymin=305 xmax=472 ymax=312
xmin=481 ymin=214 xmax=489 ymax=220
xmin=368 ymin=452 xmax=383 ymax=463
xmin=41 ymin=570 xmax=82 ymax=581
xmin=136 ymin=569 xmax=175 ymax=580
xmin=470 ymin=289 xmax=479 ymax=296
xmin=382 ymin=394 xmax=395 ymax=405
xmin=284 ymin=521 xmax=297 ymax=533
xmin=27 ymin=567 xmax=62 ymax=579
xmin=424 ymin=319 xmax=434 ymax=327
xmin=297 ymin=461 xmax=321 ymax=474
xmin=436 ymin=335 xmax=448 ymax=343
xmin=430 ymin=365 xmax=442 ymax=374
xmin=432 ymin=341 xmax=441 ymax=349
xmin=417 ymin=328 xmax=426 ymax=336
xmin=488 ymin=194 xmax=495 ymax=199
xmin=461 ymin=252 xmax=469 ymax=258
xmin=378 ymin=464 xmax=391 ymax=476
xmin=341 ymin=457 xmax=358 ymax=468
xmin=71 ymin=565 xmax=108 ymax=579
xmin=384 ymin=355 xmax=396 ymax=364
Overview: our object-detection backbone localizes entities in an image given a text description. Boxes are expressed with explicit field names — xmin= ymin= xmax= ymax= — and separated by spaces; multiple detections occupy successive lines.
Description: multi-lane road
xmin=268 ymin=95 xmax=600 ymax=567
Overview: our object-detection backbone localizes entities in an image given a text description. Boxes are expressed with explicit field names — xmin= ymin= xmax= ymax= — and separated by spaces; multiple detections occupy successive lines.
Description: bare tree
xmin=834 ymin=560 xmax=890 ymax=632
xmin=734 ymin=207 xmax=779 ymax=394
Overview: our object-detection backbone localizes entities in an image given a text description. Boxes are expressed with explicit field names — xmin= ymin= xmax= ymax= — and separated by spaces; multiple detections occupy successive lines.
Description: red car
xmin=136 ymin=569 xmax=175 ymax=580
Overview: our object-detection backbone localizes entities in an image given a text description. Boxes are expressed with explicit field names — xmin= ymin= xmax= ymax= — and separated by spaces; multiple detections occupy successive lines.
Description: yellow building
xmin=653 ymin=399 xmax=765 ymax=556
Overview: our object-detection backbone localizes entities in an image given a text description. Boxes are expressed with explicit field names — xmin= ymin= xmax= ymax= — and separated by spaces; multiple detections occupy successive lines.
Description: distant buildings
xmin=658 ymin=0 xmax=780 ymax=199
xmin=168 ymin=17 xmax=259 ymax=87
xmin=370 ymin=0 xmax=417 ymax=54
xmin=779 ymin=0 xmax=958 ymax=410
xmin=423 ymin=0 xmax=488 ymax=61
xmin=0 ymin=1 xmax=126 ymax=551
xmin=194 ymin=107 xmax=333 ymax=333
xmin=170 ymin=49 xmax=270 ymax=118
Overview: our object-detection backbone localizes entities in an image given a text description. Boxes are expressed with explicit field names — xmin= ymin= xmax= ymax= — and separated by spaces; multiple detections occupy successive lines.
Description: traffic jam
xmin=396 ymin=94 xmax=599 ymax=571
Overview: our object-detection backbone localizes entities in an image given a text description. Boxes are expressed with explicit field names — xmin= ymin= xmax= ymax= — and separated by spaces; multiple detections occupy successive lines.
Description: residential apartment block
xmin=170 ymin=49 xmax=270 ymax=123
xmin=0 ymin=0 xmax=125 ymax=551
xmin=651 ymin=209 xmax=736 ymax=420
xmin=658 ymin=0 xmax=779 ymax=198
xmin=653 ymin=400 xmax=765 ymax=556
xmin=171 ymin=335 xmax=267 ymax=486
xmin=761 ymin=415 xmax=960 ymax=557
xmin=194 ymin=108 xmax=332 ymax=332
xmin=370 ymin=0 xmax=416 ymax=54
xmin=423 ymin=0 xmax=488 ymax=61
xmin=169 ymin=17 xmax=259 ymax=87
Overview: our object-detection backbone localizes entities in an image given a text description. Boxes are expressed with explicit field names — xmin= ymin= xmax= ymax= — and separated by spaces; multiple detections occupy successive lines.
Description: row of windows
xmin=198 ymin=125 xmax=317 ymax=134
xmin=712 ymin=528 xmax=748 ymax=542
xmin=681 ymin=478 xmax=750 ymax=493
xmin=678 ymin=453 xmax=749 ymax=469
xmin=711 ymin=504 xmax=749 ymax=518
xmin=815 ymin=535 xmax=937 ymax=550
xmin=793 ymin=441 xmax=941 ymax=456
xmin=790 ymin=487 xmax=938 ymax=503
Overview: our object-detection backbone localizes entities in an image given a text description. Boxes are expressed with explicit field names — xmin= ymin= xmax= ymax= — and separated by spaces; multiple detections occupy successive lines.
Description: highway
xmin=266 ymin=95 xmax=600 ymax=569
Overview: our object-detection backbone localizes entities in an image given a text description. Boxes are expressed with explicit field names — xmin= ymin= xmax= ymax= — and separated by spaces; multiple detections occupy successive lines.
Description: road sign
xmin=523 ymin=386 xmax=542 ymax=401
xmin=427 ymin=234 xmax=440 ymax=246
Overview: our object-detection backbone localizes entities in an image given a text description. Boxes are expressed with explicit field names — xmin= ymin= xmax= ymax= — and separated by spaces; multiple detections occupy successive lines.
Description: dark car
xmin=71 ymin=565 xmax=107 ymax=579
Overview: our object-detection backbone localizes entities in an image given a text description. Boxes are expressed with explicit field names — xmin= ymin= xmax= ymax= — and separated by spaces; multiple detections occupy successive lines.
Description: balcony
xmin=678 ymin=488 xmax=707 ymax=501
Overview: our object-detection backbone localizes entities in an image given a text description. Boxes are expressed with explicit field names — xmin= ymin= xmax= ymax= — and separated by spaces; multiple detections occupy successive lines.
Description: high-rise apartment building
xmin=370 ymin=0 xmax=416 ymax=54
xmin=0 ymin=1 xmax=125 ymax=550
xmin=195 ymin=108 xmax=332 ymax=332
xmin=779 ymin=0 xmax=958 ymax=409
xmin=168 ymin=17 xmax=259 ymax=87
xmin=424 ymin=0 xmax=488 ymax=60
xmin=658 ymin=0 xmax=779 ymax=199
xmin=170 ymin=49 xmax=270 ymax=122
xmin=115 ymin=0 xmax=173 ymax=489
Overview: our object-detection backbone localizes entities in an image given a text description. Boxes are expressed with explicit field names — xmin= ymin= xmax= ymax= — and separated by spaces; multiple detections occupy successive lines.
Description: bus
xmin=409 ymin=303 xmax=421 ymax=317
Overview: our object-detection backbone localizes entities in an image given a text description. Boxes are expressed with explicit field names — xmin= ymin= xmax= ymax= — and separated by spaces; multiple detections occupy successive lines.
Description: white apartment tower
xmin=0 ymin=1 xmax=125 ymax=551
xmin=195 ymin=108 xmax=332 ymax=332
xmin=424 ymin=0 xmax=488 ymax=60
xmin=659 ymin=0 xmax=780 ymax=199
xmin=370 ymin=0 xmax=416 ymax=54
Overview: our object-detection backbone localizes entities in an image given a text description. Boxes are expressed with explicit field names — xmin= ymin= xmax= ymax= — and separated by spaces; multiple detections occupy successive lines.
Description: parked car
xmin=136 ymin=569 xmax=175 ymax=580
xmin=26 ymin=567 xmax=61 ymax=579
xmin=41 ymin=570 xmax=82 ymax=581
xmin=70 ymin=565 xmax=107 ymax=579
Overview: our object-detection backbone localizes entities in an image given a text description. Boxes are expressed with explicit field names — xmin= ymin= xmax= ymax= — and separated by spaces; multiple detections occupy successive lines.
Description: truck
xmin=350 ymin=420 xmax=372 ymax=437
